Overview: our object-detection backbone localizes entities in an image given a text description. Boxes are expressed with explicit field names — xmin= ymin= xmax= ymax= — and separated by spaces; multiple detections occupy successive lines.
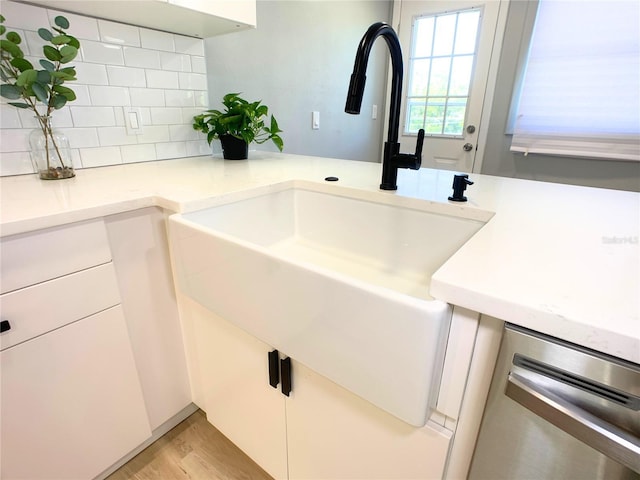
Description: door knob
xmin=463 ymin=143 xmax=474 ymax=152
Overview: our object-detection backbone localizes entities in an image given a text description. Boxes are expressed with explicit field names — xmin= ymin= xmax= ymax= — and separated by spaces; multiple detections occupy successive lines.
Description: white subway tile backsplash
xmin=178 ymin=72 xmax=207 ymax=91
xmin=18 ymin=108 xmax=73 ymax=129
xmin=155 ymin=141 xmax=187 ymax=160
xmin=174 ymin=36 xmax=204 ymax=56
xmin=194 ymin=91 xmax=208 ymax=107
xmin=22 ymin=30 xmax=45 ymax=58
xmin=79 ymin=146 xmax=122 ymax=168
xmin=114 ymin=107 xmax=125 ymax=127
xmin=1 ymin=3 xmax=208 ymax=176
xmin=1 ymin=1 xmax=49 ymax=31
xmin=98 ymin=127 xmax=138 ymax=146
xmin=106 ymin=65 xmax=147 ymax=88
xmin=70 ymin=149 xmax=83 ymax=169
xmin=121 ymin=143 xmax=157 ymax=164
xmin=0 ymin=105 xmax=22 ymax=129
xmin=74 ymin=62 xmax=110 ymax=85
xmin=140 ymin=29 xmax=175 ymax=52
xmin=65 ymin=128 xmax=100 ymax=148
xmin=146 ymin=69 xmax=179 ymax=89
xmin=70 ymin=106 xmax=116 ymax=127
xmin=150 ymin=107 xmax=184 ymax=125
xmin=46 ymin=9 xmax=100 ymax=41
xmin=169 ymin=124 xmax=198 ymax=142
xmin=191 ymin=56 xmax=207 ymax=74
xmin=136 ymin=125 xmax=171 ymax=144
xmin=71 ymin=85 xmax=92 ymax=106
xmin=98 ymin=20 xmax=140 ymax=46
xmin=50 ymin=109 xmax=74 ymax=128
xmin=81 ymin=40 xmax=125 ymax=65
xmin=0 ymin=129 xmax=30 ymax=153
xmin=186 ymin=140 xmax=212 ymax=157
xmin=182 ymin=107 xmax=204 ymax=124
xmin=160 ymin=52 xmax=192 ymax=72
xmin=0 ymin=152 xmax=34 ymax=176
xmin=130 ymin=88 xmax=165 ymax=107
xmin=124 ymin=47 xmax=161 ymax=69
xmin=138 ymin=108 xmax=152 ymax=126
xmin=89 ymin=86 xmax=131 ymax=106
xmin=165 ymin=90 xmax=195 ymax=107
xmin=15 ymin=111 xmax=39 ymax=130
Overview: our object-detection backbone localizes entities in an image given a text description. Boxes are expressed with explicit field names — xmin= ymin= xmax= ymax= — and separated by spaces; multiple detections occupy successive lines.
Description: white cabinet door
xmin=286 ymin=360 xmax=452 ymax=480
xmin=168 ymin=0 xmax=256 ymax=26
xmin=178 ymin=295 xmax=453 ymax=480
xmin=105 ymin=207 xmax=191 ymax=431
xmin=9 ymin=0 xmax=256 ymax=38
xmin=179 ymin=296 xmax=288 ymax=480
xmin=0 ymin=306 xmax=151 ymax=480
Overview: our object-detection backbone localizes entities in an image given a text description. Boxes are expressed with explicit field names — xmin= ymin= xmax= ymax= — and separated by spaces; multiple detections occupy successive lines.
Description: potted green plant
xmin=193 ymin=92 xmax=283 ymax=160
xmin=0 ymin=14 xmax=81 ymax=180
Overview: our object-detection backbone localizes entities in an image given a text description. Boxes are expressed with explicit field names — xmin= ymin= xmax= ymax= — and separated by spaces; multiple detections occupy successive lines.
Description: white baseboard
xmin=95 ymin=402 xmax=200 ymax=479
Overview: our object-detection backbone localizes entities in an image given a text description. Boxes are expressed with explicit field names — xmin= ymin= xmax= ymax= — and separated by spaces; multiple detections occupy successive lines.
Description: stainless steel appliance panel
xmin=468 ymin=324 xmax=639 ymax=479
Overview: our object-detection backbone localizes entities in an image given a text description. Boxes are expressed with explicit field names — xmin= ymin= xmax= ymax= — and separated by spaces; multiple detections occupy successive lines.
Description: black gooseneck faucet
xmin=345 ymin=22 xmax=425 ymax=191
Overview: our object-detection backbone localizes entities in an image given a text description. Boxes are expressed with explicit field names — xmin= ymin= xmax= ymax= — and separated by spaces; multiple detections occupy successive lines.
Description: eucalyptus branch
xmin=1 ymin=14 xmax=80 ymax=177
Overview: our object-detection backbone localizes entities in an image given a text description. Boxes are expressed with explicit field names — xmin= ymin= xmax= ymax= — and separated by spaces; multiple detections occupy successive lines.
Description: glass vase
xmin=29 ymin=116 xmax=75 ymax=180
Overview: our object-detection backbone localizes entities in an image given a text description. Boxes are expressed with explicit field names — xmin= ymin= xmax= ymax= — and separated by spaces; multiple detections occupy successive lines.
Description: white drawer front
xmin=0 ymin=219 xmax=112 ymax=294
xmin=0 ymin=263 xmax=121 ymax=350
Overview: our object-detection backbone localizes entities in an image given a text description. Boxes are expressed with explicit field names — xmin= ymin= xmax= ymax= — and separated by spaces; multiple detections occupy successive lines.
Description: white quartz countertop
xmin=1 ymin=153 xmax=638 ymax=363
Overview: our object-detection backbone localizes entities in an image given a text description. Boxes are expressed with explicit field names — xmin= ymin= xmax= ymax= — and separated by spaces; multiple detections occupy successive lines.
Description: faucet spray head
xmin=345 ymin=73 xmax=366 ymax=114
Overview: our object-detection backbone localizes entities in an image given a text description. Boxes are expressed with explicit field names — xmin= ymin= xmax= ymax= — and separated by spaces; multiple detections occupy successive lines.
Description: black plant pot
xmin=220 ymin=134 xmax=249 ymax=160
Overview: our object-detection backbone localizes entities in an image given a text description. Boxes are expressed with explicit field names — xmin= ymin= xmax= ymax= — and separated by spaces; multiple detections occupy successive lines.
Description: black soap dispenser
xmin=448 ymin=174 xmax=474 ymax=202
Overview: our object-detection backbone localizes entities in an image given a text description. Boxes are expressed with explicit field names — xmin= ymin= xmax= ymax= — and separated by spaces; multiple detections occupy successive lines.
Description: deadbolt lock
xmin=466 ymin=125 xmax=476 ymax=134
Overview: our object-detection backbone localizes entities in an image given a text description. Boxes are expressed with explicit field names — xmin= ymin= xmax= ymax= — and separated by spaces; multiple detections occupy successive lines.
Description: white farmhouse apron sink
xmin=168 ymin=180 xmax=492 ymax=426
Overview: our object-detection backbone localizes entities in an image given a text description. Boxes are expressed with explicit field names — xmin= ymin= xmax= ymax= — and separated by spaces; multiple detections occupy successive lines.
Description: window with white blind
xmin=510 ymin=0 xmax=640 ymax=161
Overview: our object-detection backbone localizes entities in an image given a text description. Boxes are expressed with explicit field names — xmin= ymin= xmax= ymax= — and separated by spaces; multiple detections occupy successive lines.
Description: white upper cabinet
xmin=11 ymin=0 xmax=257 ymax=38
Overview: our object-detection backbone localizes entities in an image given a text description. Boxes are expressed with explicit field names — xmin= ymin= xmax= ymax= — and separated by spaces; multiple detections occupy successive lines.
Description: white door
xmin=395 ymin=0 xmax=503 ymax=172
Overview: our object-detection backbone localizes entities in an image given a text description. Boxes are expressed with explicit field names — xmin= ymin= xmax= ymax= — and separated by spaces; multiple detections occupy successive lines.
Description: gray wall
xmin=480 ymin=0 xmax=640 ymax=192
xmin=204 ymin=0 xmax=392 ymax=162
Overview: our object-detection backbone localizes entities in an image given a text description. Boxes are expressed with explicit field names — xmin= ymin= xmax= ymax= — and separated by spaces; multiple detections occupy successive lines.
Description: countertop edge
xmin=1 ymin=155 xmax=638 ymax=363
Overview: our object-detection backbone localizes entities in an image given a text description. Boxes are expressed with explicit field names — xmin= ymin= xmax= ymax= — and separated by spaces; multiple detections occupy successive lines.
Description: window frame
xmin=403 ymin=7 xmax=482 ymax=138
xmin=507 ymin=0 xmax=640 ymax=162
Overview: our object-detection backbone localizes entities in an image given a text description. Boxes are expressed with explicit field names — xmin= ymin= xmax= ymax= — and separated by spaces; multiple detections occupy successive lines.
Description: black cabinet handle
xmin=268 ymin=350 xmax=280 ymax=388
xmin=0 ymin=320 xmax=10 ymax=333
xmin=280 ymin=357 xmax=292 ymax=397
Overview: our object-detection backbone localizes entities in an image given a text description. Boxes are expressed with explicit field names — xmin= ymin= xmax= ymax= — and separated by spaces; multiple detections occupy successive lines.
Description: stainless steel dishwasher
xmin=468 ymin=324 xmax=640 ymax=479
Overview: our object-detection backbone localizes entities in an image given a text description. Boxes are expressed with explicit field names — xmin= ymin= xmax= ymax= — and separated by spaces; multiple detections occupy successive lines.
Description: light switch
xmin=312 ymin=111 xmax=320 ymax=130
xmin=129 ymin=112 xmax=139 ymax=129
xmin=124 ymin=107 xmax=144 ymax=135
xmin=372 ymin=104 xmax=378 ymax=120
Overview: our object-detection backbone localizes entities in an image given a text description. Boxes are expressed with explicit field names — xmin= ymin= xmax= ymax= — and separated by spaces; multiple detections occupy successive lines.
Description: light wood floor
xmin=107 ymin=409 xmax=274 ymax=480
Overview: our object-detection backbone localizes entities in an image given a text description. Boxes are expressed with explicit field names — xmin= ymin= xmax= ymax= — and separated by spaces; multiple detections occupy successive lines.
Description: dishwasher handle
xmin=506 ymin=372 xmax=640 ymax=473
